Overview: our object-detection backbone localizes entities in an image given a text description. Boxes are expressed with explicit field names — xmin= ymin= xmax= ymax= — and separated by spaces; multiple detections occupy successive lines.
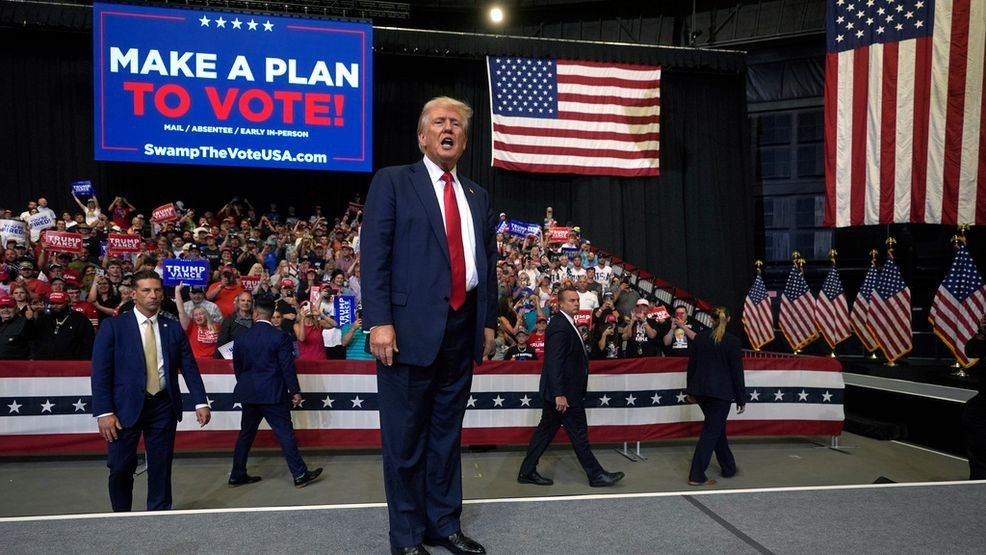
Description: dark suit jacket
xmin=539 ymin=314 xmax=590 ymax=407
xmin=231 ymin=321 xmax=300 ymax=404
xmin=361 ymin=160 xmax=498 ymax=366
xmin=91 ymin=311 xmax=208 ymax=427
xmin=686 ymin=331 xmax=746 ymax=405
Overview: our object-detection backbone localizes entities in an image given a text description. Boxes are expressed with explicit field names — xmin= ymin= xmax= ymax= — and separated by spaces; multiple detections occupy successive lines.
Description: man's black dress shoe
xmin=293 ymin=467 xmax=323 ymax=488
xmin=423 ymin=532 xmax=486 ymax=554
xmin=227 ymin=474 xmax=262 ymax=488
xmin=517 ymin=470 xmax=554 ymax=486
xmin=390 ymin=546 xmax=430 ymax=555
xmin=589 ymin=470 xmax=625 ymax=487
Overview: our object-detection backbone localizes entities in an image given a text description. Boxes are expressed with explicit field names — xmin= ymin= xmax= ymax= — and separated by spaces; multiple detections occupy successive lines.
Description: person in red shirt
xmin=527 ymin=316 xmax=548 ymax=357
xmin=206 ymin=266 xmax=244 ymax=318
xmin=293 ymin=301 xmax=331 ymax=360
xmin=66 ymin=283 xmax=99 ymax=329
xmin=17 ymin=260 xmax=50 ymax=300
xmin=176 ymin=284 xmax=219 ymax=358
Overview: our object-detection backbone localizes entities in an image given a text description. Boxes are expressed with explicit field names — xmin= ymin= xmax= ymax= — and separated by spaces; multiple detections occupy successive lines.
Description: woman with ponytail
xmin=685 ymin=306 xmax=746 ymax=486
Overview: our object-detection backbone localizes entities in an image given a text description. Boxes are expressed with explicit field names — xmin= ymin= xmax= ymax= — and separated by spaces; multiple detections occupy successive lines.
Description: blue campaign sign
xmin=506 ymin=220 xmax=541 ymax=238
xmin=334 ymin=295 xmax=356 ymax=327
xmin=71 ymin=180 xmax=94 ymax=196
xmin=92 ymin=3 xmax=373 ymax=172
xmin=162 ymin=258 xmax=210 ymax=287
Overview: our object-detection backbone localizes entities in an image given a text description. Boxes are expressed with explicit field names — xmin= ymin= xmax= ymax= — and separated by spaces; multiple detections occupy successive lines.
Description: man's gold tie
xmin=144 ymin=319 xmax=160 ymax=395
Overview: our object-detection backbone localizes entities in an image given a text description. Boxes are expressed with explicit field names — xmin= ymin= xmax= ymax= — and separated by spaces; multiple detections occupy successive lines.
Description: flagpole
xmin=949 ymin=228 xmax=970 ymax=377
xmin=883 ymin=237 xmax=897 ymax=368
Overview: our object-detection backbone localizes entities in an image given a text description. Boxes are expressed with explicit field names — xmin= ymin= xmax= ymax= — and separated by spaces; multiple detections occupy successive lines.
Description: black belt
xmin=146 ymin=389 xmax=168 ymax=400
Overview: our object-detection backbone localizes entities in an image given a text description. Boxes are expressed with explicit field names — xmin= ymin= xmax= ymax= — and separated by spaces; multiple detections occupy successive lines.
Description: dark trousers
xmin=376 ymin=298 xmax=475 ymax=549
xmin=963 ymin=394 xmax=986 ymax=480
xmin=688 ymin=396 xmax=737 ymax=482
xmin=106 ymin=392 xmax=177 ymax=512
xmin=231 ymin=401 xmax=307 ymax=479
xmin=519 ymin=401 xmax=604 ymax=479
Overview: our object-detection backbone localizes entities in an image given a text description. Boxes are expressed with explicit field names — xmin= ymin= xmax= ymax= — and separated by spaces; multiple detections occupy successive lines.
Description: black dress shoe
xmin=589 ymin=470 xmax=625 ymax=487
xmin=517 ymin=470 xmax=554 ymax=486
xmin=390 ymin=546 xmax=430 ymax=555
xmin=293 ymin=467 xmax=323 ymax=488
xmin=227 ymin=474 xmax=262 ymax=488
xmin=423 ymin=532 xmax=486 ymax=554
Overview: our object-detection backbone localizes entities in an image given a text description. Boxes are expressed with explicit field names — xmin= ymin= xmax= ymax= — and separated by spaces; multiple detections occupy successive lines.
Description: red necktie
xmin=442 ymin=171 xmax=467 ymax=310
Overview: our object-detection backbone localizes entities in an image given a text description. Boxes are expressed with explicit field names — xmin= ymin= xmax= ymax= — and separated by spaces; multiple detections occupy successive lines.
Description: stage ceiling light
xmin=489 ymin=6 xmax=505 ymax=24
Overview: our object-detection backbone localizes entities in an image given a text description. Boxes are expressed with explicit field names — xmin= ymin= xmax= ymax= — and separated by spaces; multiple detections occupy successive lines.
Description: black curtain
xmin=0 ymin=22 xmax=755 ymax=311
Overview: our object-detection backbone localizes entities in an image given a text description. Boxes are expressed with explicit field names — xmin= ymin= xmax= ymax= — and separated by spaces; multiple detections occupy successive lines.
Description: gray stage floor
xmin=1 ymin=432 xmax=979 ymax=553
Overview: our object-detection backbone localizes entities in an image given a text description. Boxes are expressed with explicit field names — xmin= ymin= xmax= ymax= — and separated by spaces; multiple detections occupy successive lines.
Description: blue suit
xmin=230 ymin=320 xmax=309 ymax=480
xmin=361 ymin=160 xmax=497 ymax=548
xmin=520 ymin=314 xmax=604 ymax=479
xmin=91 ymin=310 xmax=207 ymax=511
xmin=685 ymin=330 xmax=746 ymax=482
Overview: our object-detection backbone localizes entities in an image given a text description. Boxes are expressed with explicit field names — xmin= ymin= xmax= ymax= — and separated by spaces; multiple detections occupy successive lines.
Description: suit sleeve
xmin=727 ymin=336 xmax=746 ymax=406
xmin=542 ymin=325 xmax=567 ymax=399
xmin=90 ymin=318 xmax=116 ymax=417
xmin=685 ymin=341 xmax=698 ymax=393
xmin=176 ymin=324 xmax=208 ymax=405
xmin=278 ymin=332 xmax=302 ymax=394
xmin=360 ymin=168 xmax=397 ymax=330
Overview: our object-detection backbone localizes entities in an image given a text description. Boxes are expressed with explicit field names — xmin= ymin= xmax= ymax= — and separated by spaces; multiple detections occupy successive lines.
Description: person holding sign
xmin=175 ymin=284 xmax=219 ymax=359
xmin=71 ymin=192 xmax=101 ymax=226
xmin=362 ymin=97 xmax=496 ymax=555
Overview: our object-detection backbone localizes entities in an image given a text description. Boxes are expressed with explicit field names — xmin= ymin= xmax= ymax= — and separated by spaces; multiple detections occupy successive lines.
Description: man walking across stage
xmin=517 ymin=286 xmax=625 ymax=488
xmin=228 ymin=299 xmax=322 ymax=489
xmin=91 ymin=270 xmax=211 ymax=511
xmin=362 ymin=96 xmax=497 ymax=555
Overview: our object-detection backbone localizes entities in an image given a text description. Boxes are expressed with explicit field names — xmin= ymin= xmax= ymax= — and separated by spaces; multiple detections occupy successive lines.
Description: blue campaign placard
xmin=71 ymin=180 xmax=94 ymax=196
xmin=506 ymin=220 xmax=541 ymax=238
xmin=334 ymin=295 xmax=356 ymax=327
xmin=162 ymin=258 xmax=210 ymax=287
xmin=92 ymin=2 xmax=373 ymax=172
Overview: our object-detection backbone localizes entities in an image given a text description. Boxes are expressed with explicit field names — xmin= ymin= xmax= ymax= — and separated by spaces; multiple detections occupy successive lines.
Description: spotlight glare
xmin=489 ymin=6 xmax=504 ymax=24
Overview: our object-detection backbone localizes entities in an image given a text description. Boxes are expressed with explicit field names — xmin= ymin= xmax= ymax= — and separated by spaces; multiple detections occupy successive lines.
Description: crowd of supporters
xmin=0 ymin=196 xmax=703 ymax=361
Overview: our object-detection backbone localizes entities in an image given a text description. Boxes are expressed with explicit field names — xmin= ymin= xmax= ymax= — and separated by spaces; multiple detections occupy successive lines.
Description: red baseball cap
xmin=281 ymin=279 xmax=295 ymax=288
xmin=48 ymin=291 xmax=69 ymax=304
xmin=0 ymin=296 xmax=15 ymax=308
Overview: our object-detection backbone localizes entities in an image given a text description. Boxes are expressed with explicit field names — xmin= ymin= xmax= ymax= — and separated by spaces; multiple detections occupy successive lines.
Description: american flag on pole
xmin=850 ymin=263 xmax=881 ymax=351
xmin=823 ymin=0 xmax=986 ymax=227
xmin=929 ymin=245 xmax=986 ymax=367
xmin=486 ymin=56 xmax=661 ymax=177
xmin=742 ymin=271 xmax=775 ymax=350
xmin=814 ymin=265 xmax=852 ymax=349
xmin=779 ymin=266 xmax=819 ymax=351
xmin=867 ymin=258 xmax=913 ymax=362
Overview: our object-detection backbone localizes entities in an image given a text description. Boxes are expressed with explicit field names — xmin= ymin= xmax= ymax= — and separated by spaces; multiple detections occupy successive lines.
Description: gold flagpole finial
xmin=950 ymin=234 xmax=964 ymax=249
xmin=869 ymin=249 xmax=879 ymax=266
xmin=754 ymin=259 xmax=763 ymax=272
xmin=885 ymin=237 xmax=896 ymax=260
xmin=828 ymin=249 xmax=838 ymax=265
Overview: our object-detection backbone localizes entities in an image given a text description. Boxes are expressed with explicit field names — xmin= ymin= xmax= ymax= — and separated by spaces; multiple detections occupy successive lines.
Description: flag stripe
xmin=941 ymin=0 xmax=970 ymax=225
xmin=492 ymin=123 xmax=660 ymax=142
xmin=895 ymin=39 xmax=916 ymax=223
xmin=879 ymin=41 xmax=899 ymax=224
xmin=824 ymin=52 xmax=839 ymax=227
xmin=961 ymin=0 xmax=985 ymax=225
xmin=925 ymin=0 xmax=954 ymax=223
xmin=910 ymin=35 xmax=933 ymax=223
xmin=493 ymin=140 xmax=658 ymax=160
xmin=491 ymin=157 xmax=658 ymax=177
xmin=851 ymin=49 xmax=870 ymax=226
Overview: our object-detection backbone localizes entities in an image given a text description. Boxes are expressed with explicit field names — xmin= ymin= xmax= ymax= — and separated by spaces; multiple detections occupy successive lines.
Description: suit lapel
xmin=158 ymin=317 xmax=171 ymax=374
xmin=461 ymin=176 xmax=485 ymax=261
xmin=409 ymin=161 xmax=450 ymax=263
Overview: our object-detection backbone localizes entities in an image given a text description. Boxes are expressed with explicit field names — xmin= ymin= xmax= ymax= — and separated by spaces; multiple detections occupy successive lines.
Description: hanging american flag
xmin=823 ymin=0 xmax=986 ymax=227
xmin=779 ymin=266 xmax=819 ymax=351
xmin=867 ymin=258 xmax=912 ymax=362
xmin=850 ymin=264 xmax=881 ymax=351
xmin=487 ymin=56 xmax=660 ymax=177
xmin=815 ymin=265 xmax=852 ymax=349
xmin=742 ymin=271 xmax=775 ymax=350
xmin=929 ymin=245 xmax=986 ymax=367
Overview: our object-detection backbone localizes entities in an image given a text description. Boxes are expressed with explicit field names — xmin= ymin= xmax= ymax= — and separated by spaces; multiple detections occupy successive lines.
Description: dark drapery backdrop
xmin=0 ymin=18 xmax=755 ymax=312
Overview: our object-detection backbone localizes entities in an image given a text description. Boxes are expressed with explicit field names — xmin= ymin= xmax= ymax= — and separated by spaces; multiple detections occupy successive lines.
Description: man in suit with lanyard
xmin=91 ymin=270 xmax=211 ymax=511
xmin=517 ymin=286 xmax=625 ymax=487
xmin=362 ymin=96 xmax=497 ymax=555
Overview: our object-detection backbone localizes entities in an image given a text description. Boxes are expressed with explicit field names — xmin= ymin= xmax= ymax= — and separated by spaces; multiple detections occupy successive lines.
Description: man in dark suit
xmin=228 ymin=299 xmax=322 ymax=488
xmin=517 ymin=286 xmax=625 ymax=488
xmin=91 ymin=270 xmax=211 ymax=512
xmin=362 ymin=96 xmax=497 ymax=555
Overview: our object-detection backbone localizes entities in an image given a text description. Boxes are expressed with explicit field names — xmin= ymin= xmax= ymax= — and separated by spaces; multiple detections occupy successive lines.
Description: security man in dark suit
xmin=228 ymin=299 xmax=322 ymax=488
xmin=362 ymin=96 xmax=497 ymax=555
xmin=685 ymin=306 xmax=746 ymax=486
xmin=518 ymin=286 xmax=625 ymax=487
xmin=91 ymin=270 xmax=211 ymax=511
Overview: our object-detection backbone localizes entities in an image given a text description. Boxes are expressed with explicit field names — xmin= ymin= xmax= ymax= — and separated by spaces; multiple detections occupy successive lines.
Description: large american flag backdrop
xmin=823 ymin=0 xmax=986 ymax=227
xmin=0 ymin=358 xmax=843 ymax=455
xmin=487 ymin=56 xmax=661 ymax=177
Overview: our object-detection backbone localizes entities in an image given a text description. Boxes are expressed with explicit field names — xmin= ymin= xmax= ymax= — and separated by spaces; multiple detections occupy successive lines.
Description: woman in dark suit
xmin=685 ymin=306 xmax=746 ymax=486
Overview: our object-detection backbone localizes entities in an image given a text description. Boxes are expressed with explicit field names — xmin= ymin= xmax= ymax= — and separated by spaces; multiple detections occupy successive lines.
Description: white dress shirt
xmin=422 ymin=156 xmax=479 ymax=292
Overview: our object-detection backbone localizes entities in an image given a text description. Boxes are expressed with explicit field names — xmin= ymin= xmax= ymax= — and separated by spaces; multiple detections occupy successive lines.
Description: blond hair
xmin=710 ymin=306 xmax=730 ymax=344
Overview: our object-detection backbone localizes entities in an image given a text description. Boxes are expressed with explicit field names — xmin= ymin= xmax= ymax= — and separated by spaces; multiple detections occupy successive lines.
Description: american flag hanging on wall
xmin=823 ymin=0 xmax=986 ymax=227
xmin=929 ymin=245 xmax=986 ymax=367
xmin=487 ymin=56 xmax=661 ymax=177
